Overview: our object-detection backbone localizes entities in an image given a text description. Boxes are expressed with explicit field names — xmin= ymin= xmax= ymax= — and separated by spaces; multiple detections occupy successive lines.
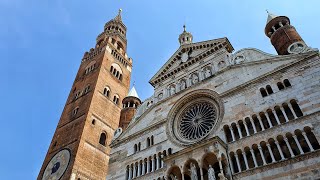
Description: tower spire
xmin=115 ymin=8 xmax=122 ymax=21
xmin=179 ymin=24 xmax=193 ymax=46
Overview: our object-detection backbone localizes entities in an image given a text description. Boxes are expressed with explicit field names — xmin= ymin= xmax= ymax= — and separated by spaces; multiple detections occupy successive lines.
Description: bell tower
xmin=264 ymin=11 xmax=308 ymax=55
xmin=38 ymin=9 xmax=132 ymax=180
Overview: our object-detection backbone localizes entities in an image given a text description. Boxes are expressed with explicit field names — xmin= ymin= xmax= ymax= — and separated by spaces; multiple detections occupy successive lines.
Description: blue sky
xmin=0 ymin=0 xmax=319 ymax=179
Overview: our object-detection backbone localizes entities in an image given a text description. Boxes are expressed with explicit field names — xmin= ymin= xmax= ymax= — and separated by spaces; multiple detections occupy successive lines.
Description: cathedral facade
xmin=38 ymin=9 xmax=320 ymax=180
xmin=107 ymin=12 xmax=320 ymax=180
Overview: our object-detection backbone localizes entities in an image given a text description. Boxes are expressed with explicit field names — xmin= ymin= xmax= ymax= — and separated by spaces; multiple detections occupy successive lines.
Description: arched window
xmin=266 ymin=85 xmax=273 ymax=95
xmin=290 ymin=99 xmax=303 ymax=117
xmin=134 ymin=144 xmax=137 ymax=153
xmin=85 ymin=61 xmax=96 ymax=75
xmin=110 ymin=63 xmax=123 ymax=81
xmin=138 ymin=142 xmax=141 ymax=151
xmin=260 ymin=88 xmax=268 ymax=97
xmin=283 ymin=79 xmax=291 ymax=87
xmin=110 ymin=66 xmax=114 ymax=73
xmin=103 ymin=87 xmax=110 ymax=97
xmin=151 ymin=135 xmax=154 ymax=145
xmin=73 ymin=107 xmax=79 ymax=116
xmin=277 ymin=82 xmax=285 ymax=90
xmin=99 ymin=132 xmax=107 ymax=146
xmin=84 ymin=85 xmax=90 ymax=94
xmin=168 ymin=148 xmax=172 ymax=155
xmin=113 ymin=94 xmax=120 ymax=105
xmin=147 ymin=137 xmax=150 ymax=147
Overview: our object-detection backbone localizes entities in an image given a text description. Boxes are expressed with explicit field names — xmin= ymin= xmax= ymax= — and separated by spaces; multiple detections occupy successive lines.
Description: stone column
xmin=302 ymin=132 xmax=315 ymax=151
xmin=152 ymin=156 xmax=156 ymax=171
xmin=200 ymin=167 xmax=204 ymax=180
xmin=257 ymin=116 xmax=265 ymax=131
xmin=147 ymin=159 xmax=150 ymax=173
xmin=266 ymin=143 xmax=276 ymax=162
xmin=250 ymin=118 xmax=257 ymax=133
xmin=133 ymin=164 xmax=136 ymax=178
xmin=236 ymin=123 xmax=243 ymax=138
xmin=242 ymin=152 xmax=249 ymax=170
xmin=288 ymin=103 xmax=297 ymax=119
xmin=228 ymin=156 xmax=235 ymax=174
xmin=264 ymin=113 xmax=273 ymax=128
xmin=284 ymin=138 xmax=295 ymax=157
xmin=230 ymin=126 xmax=236 ymax=141
xmin=157 ymin=154 xmax=161 ymax=169
xmin=272 ymin=109 xmax=281 ymax=125
xmin=182 ymin=174 xmax=185 ymax=180
xmin=142 ymin=161 xmax=145 ymax=175
xmin=128 ymin=166 xmax=132 ymax=180
xmin=275 ymin=141 xmax=285 ymax=160
xmin=280 ymin=107 xmax=289 ymax=122
xmin=218 ymin=157 xmax=224 ymax=175
xmin=198 ymin=69 xmax=204 ymax=81
xmin=235 ymin=154 xmax=241 ymax=172
xmin=250 ymin=149 xmax=258 ymax=167
xmin=243 ymin=121 xmax=250 ymax=136
xmin=292 ymin=135 xmax=304 ymax=154
xmin=137 ymin=162 xmax=141 ymax=177
xmin=258 ymin=145 xmax=267 ymax=165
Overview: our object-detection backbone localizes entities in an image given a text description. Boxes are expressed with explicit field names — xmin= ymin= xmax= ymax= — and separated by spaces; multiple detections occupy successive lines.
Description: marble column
xmin=284 ymin=138 xmax=295 ymax=157
xmin=250 ymin=118 xmax=257 ymax=133
xmin=264 ymin=112 xmax=273 ymax=128
xmin=137 ymin=162 xmax=141 ymax=177
xmin=292 ymin=135 xmax=304 ymax=154
xmin=257 ymin=116 xmax=265 ymax=131
xmin=230 ymin=126 xmax=236 ymax=141
xmin=152 ymin=157 xmax=156 ymax=171
xmin=142 ymin=161 xmax=145 ymax=175
xmin=250 ymin=149 xmax=258 ymax=167
xmin=236 ymin=123 xmax=243 ymax=139
xmin=288 ymin=103 xmax=297 ymax=119
xmin=228 ymin=156 xmax=235 ymax=174
xmin=275 ymin=141 xmax=285 ymax=160
xmin=266 ymin=143 xmax=276 ymax=162
xmin=200 ymin=167 xmax=204 ymax=180
xmin=272 ymin=109 xmax=281 ymax=125
xmin=280 ymin=107 xmax=289 ymax=122
xmin=133 ymin=164 xmax=136 ymax=178
xmin=302 ymin=132 xmax=315 ymax=151
xmin=258 ymin=145 xmax=267 ymax=165
xmin=243 ymin=121 xmax=250 ymax=136
xmin=157 ymin=154 xmax=161 ymax=169
xmin=147 ymin=158 xmax=150 ymax=173
xmin=128 ymin=166 xmax=132 ymax=180
xmin=242 ymin=152 xmax=249 ymax=170
xmin=235 ymin=154 xmax=241 ymax=172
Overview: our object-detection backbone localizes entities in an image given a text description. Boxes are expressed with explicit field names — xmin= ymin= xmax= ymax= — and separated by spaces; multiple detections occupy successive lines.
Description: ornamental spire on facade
xmin=179 ymin=24 xmax=193 ymax=46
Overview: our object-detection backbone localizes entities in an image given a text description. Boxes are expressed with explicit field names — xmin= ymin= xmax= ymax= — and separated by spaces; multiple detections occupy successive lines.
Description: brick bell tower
xmin=119 ymin=86 xmax=141 ymax=130
xmin=265 ymin=11 xmax=308 ymax=55
xmin=38 ymin=9 xmax=132 ymax=180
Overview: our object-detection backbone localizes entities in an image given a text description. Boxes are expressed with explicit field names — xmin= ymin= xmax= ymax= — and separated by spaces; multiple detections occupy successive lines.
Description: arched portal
xmin=201 ymin=152 xmax=219 ymax=180
xmin=167 ymin=165 xmax=182 ymax=180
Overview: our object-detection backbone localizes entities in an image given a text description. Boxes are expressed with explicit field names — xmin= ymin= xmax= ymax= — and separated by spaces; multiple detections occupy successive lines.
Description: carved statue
xmin=169 ymin=174 xmax=177 ymax=180
xmin=205 ymin=68 xmax=211 ymax=78
xmin=208 ymin=165 xmax=216 ymax=180
xmin=218 ymin=173 xmax=227 ymax=180
xmin=192 ymin=74 xmax=199 ymax=84
xmin=170 ymin=86 xmax=175 ymax=95
xmin=190 ymin=163 xmax=198 ymax=180
xmin=180 ymin=80 xmax=186 ymax=90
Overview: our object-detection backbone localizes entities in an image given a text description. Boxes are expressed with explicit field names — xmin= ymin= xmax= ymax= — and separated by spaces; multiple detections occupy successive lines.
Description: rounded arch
xmin=167 ymin=165 xmax=182 ymax=180
xmin=99 ymin=131 xmax=107 ymax=146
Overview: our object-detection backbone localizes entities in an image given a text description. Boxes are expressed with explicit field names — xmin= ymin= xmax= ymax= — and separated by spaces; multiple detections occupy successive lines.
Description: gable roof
xmin=149 ymin=37 xmax=234 ymax=87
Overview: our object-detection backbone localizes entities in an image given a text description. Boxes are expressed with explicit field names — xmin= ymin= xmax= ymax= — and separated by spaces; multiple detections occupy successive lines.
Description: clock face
xmin=42 ymin=149 xmax=71 ymax=180
xmin=181 ymin=52 xmax=189 ymax=63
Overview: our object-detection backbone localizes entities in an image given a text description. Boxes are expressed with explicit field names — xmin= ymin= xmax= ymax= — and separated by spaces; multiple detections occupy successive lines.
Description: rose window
xmin=178 ymin=102 xmax=217 ymax=140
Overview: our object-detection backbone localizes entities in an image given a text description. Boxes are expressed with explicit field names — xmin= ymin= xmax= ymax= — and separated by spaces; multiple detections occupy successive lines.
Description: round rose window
xmin=178 ymin=102 xmax=217 ymax=140
xmin=166 ymin=90 xmax=224 ymax=146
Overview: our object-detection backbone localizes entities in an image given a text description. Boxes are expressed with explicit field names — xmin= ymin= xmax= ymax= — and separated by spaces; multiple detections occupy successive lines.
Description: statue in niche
xmin=218 ymin=173 xmax=227 ymax=180
xmin=191 ymin=74 xmax=199 ymax=84
xmin=205 ymin=68 xmax=211 ymax=78
xmin=180 ymin=80 xmax=186 ymax=90
xmin=208 ymin=165 xmax=216 ymax=180
xmin=169 ymin=174 xmax=178 ymax=180
xmin=170 ymin=85 xmax=175 ymax=95
xmin=234 ymin=55 xmax=245 ymax=64
xmin=218 ymin=61 xmax=226 ymax=69
xmin=189 ymin=163 xmax=198 ymax=180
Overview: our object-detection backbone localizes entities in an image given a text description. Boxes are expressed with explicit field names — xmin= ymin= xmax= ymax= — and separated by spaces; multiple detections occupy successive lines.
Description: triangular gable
xmin=149 ymin=37 xmax=234 ymax=87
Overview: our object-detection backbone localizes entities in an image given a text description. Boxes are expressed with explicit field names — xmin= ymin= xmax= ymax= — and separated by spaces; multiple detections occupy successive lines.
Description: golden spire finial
xmin=119 ymin=8 xmax=122 ymax=15
xmin=183 ymin=24 xmax=186 ymax=32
